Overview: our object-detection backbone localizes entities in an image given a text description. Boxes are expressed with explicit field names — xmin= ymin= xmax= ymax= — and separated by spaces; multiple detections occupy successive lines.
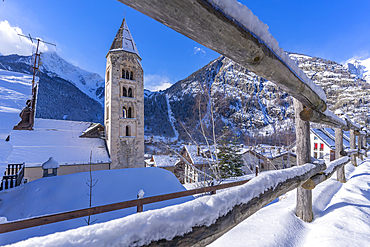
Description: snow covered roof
xmin=8 ymin=118 xmax=111 ymax=167
xmin=153 ymin=155 xmax=180 ymax=168
xmin=183 ymin=145 xmax=215 ymax=165
xmin=109 ymin=18 xmax=140 ymax=58
xmin=42 ymin=157 xmax=59 ymax=169
xmin=311 ymin=128 xmax=352 ymax=150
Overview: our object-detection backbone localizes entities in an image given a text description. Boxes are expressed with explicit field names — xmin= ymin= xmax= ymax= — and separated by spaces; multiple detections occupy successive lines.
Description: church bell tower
xmin=105 ymin=18 xmax=144 ymax=169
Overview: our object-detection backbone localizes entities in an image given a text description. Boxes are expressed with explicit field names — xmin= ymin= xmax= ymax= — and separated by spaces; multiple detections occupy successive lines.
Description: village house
xmin=310 ymin=128 xmax=355 ymax=163
xmin=241 ymin=145 xmax=296 ymax=173
xmin=177 ymin=145 xmax=216 ymax=184
xmin=145 ymin=155 xmax=180 ymax=174
xmin=7 ymin=118 xmax=111 ymax=182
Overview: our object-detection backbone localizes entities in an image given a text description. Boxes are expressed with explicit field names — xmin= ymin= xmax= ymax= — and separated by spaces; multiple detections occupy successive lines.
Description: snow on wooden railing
xmin=0 ymin=179 xmax=250 ymax=234
xmin=0 ymin=149 xmax=365 ymax=246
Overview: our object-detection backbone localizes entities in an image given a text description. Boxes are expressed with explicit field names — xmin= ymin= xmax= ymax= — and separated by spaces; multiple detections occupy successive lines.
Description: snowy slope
xmin=345 ymin=57 xmax=370 ymax=83
xmin=40 ymin=52 xmax=105 ymax=105
xmin=0 ymin=69 xmax=32 ymax=174
xmin=7 ymin=156 xmax=370 ymax=246
xmin=0 ymin=167 xmax=193 ymax=245
xmin=209 ymin=157 xmax=370 ymax=247
xmin=0 ymin=54 xmax=104 ymax=123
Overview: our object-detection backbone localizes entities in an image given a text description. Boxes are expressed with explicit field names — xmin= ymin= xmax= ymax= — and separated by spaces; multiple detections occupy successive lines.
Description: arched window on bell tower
xmin=128 ymin=88 xmax=133 ymax=97
xmin=126 ymin=125 xmax=130 ymax=136
xmin=122 ymin=107 xmax=127 ymax=118
xmin=122 ymin=87 xmax=127 ymax=97
xmin=128 ymin=107 xmax=132 ymax=118
xmin=130 ymin=71 xmax=134 ymax=80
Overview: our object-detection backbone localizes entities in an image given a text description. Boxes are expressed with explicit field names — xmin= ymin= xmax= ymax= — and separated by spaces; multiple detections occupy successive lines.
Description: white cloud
xmin=144 ymin=74 xmax=173 ymax=92
xmin=0 ymin=20 xmax=48 ymax=56
xmin=193 ymin=46 xmax=206 ymax=56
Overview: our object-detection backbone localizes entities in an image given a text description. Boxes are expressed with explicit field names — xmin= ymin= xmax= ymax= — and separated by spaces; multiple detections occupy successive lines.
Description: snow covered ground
xmin=0 ymin=168 xmax=193 ymax=246
xmin=209 ymin=157 xmax=370 ymax=247
xmin=4 ymin=156 xmax=370 ymax=246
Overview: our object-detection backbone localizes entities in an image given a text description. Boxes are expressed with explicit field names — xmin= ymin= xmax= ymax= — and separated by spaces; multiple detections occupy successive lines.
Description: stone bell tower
xmin=105 ymin=18 xmax=144 ymax=169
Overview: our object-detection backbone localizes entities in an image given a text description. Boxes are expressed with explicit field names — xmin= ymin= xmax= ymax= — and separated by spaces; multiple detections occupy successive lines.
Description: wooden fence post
xmin=358 ymin=134 xmax=363 ymax=161
xmin=335 ymin=128 xmax=346 ymax=183
xmin=293 ymin=99 xmax=313 ymax=222
xmin=363 ymin=133 xmax=368 ymax=158
xmin=350 ymin=129 xmax=357 ymax=166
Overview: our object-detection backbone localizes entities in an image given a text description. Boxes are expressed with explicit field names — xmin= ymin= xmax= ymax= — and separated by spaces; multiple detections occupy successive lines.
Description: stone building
xmin=105 ymin=19 xmax=144 ymax=169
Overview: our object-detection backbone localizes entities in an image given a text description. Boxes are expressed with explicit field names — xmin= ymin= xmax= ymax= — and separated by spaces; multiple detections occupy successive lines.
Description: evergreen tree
xmin=218 ymin=126 xmax=244 ymax=178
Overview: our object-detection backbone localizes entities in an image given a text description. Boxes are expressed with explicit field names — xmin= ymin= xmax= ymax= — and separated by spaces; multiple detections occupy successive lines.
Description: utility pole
xmin=17 ymin=34 xmax=56 ymax=129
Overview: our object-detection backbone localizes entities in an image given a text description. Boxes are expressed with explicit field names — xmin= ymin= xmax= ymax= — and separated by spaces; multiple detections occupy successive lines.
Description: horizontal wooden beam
xmin=117 ymin=0 xmax=327 ymax=112
xmin=147 ymin=163 xmax=326 ymax=246
xmin=299 ymin=108 xmax=353 ymax=130
xmin=301 ymin=157 xmax=350 ymax=190
xmin=0 ymin=179 xmax=250 ymax=234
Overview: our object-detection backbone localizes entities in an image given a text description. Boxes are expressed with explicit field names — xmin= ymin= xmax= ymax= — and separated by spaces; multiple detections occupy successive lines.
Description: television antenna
xmin=17 ymin=33 xmax=56 ymax=129
xmin=18 ymin=34 xmax=56 ymax=88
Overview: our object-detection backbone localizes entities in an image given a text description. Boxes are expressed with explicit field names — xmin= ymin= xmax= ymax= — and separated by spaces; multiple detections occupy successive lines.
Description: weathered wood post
xmin=350 ymin=129 xmax=357 ymax=166
xmin=358 ymin=133 xmax=364 ymax=161
xmin=335 ymin=128 xmax=346 ymax=183
xmin=293 ymin=99 xmax=312 ymax=222
xmin=363 ymin=131 xmax=368 ymax=158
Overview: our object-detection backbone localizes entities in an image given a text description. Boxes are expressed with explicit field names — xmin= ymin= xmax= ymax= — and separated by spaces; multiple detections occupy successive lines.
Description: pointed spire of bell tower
xmin=110 ymin=18 xmax=140 ymax=56
xmin=105 ymin=17 xmax=144 ymax=169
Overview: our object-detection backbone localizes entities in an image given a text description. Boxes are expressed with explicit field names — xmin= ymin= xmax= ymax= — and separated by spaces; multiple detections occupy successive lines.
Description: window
xmin=106 ymin=70 xmax=110 ymax=81
xmin=314 ymin=143 xmax=318 ymax=151
xmin=330 ymin=150 xmax=335 ymax=161
xmin=106 ymin=106 xmax=109 ymax=120
xmin=314 ymin=152 xmax=318 ymax=158
xmin=122 ymin=107 xmax=127 ymax=118
xmin=320 ymin=143 xmax=324 ymax=151
xmin=122 ymin=69 xmax=134 ymax=80
xmin=128 ymin=88 xmax=133 ymax=97
xmin=126 ymin=125 xmax=130 ymax=136
xmin=122 ymin=87 xmax=127 ymax=97
xmin=128 ymin=107 xmax=132 ymax=118
xmin=314 ymin=136 xmax=318 ymax=140
xmin=319 ymin=152 xmax=324 ymax=159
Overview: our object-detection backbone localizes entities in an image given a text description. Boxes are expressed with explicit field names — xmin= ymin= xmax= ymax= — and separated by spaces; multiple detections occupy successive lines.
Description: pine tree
xmin=218 ymin=126 xmax=244 ymax=178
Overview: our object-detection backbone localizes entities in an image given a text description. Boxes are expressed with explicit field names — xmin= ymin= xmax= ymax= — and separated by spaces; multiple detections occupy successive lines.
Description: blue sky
xmin=1 ymin=0 xmax=370 ymax=91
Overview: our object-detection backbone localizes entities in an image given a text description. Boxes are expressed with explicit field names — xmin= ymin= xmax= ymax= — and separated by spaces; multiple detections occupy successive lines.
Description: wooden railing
xmin=0 ymin=178 xmax=250 ymax=234
xmin=0 ymin=163 xmax=25 ymax=191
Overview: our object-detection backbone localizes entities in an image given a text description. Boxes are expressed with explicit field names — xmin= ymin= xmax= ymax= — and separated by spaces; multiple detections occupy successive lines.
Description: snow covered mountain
xmin=2 ymin=51 xmax=369 ymax=141
xmin=144 ymin=53 xmax=370 ymax=144
xmin=0 ymin=53 xmax=104 ymax=123
xmin=344 ymin=57 xmax=370 ymax=83
xmin=39 ymin=52 xmax=104 ymax=105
